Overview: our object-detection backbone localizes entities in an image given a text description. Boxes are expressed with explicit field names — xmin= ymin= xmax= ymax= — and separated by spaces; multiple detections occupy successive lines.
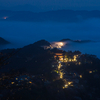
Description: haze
xmin=0 ymin=0 xmax=100 ymax=12
xmin=0 ymin=18 xmax=100 ymax=58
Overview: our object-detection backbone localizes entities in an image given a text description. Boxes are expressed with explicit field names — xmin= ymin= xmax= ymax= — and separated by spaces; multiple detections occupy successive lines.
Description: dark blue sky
xmin=0 ymin=0 xmax=100 ymax=11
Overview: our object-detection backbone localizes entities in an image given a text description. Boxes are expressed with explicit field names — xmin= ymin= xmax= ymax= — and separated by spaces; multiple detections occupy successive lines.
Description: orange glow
xmin=3 ymin=16 xmax=8 ymax=19
xmin=16 ymin=78 xmax=18 ymax=80
xmin=69 ymin=59 xmax=71 ymax=62
xmin=29 ymin=81 xmax=32 ymax=84
xmin=60 ymin=72 xmax=63 ymax=79
xmin=25 ymin=78 xmax=28 ymax=80
xmin=70 ymin=84 xmax=74 ymax=86
xmin=79 ymin=75 xmax=82 ymax=78
xmin=65 ymin=84 xmax=68 ymax=88
xmin=68 ymin=82 xmax=73 ymax=85
xmin=79 ymin=62 xmax=81 ymax=65
xmin=58 ymin=63 xmax=61 ymax=69
xmin=89 ymin=71 xmax=92 ymax=73
xmin=55 ymin=53 xmax=63 ymax=56
xmin=11 ymin=82 xmax=14 ymax=84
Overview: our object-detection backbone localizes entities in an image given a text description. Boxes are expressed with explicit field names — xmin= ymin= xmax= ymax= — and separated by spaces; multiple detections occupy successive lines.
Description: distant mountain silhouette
xmin=0 ymin=37 xmax=9 ymax=45
xmin=60 ymin=39 xmax=72 ymax=42
xmin=60 ymin=38 xmax=92 ymax=43
xmin=0 ymin=10 xmax=100 ymax=22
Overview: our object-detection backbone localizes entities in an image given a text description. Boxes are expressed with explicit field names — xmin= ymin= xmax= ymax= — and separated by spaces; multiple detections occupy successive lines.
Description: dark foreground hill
xmin=0 ymin=39 xmax=100 ymax=100
xmin=0 ymin=40 xmax=51 ymax=72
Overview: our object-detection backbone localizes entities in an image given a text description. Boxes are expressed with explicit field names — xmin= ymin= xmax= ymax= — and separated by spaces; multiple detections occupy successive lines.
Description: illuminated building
xmin=65 ymin=84 xmax=68 ymax=88
xmin=63 ymin=87 xmax=65 ymax=89
xmin=54 ymin=70 xmax=59 ymax=73
xmin=16 ymin=78 xmax=18 ymax=80
xmin=79 ymin=62 xmax=81 ymax=65
xmin=15 ymin=75 xmax=30 ymax=81
xmin=70 ymin=84 xmax=74 ymax=86
xmin=60 ymin=72 xmax=63 ymax=79
xmin=54 ymin=53 xmax=64 ymax=61
xmin=69 ymin=59 xmax=71 ymax=62
xmin=89 ymin=71 xmax=92 ymax=73
xmin=11 ymin=82 xmax=14 ymax=84
xmin=29 ymin=81 xmax=32 ymax=84
xmin=73 ymin=55 xmax=78 ymax=61
xmin=58 ymin=63 xmax=61 ymax=69
xmin=79 ymin=75 xmax=82 ymax=78
xmin=68 ymin=81 xmax=73 ymax=85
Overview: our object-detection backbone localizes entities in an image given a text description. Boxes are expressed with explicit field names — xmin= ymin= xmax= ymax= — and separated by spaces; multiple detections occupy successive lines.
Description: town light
xmin=3 ymin=16 xmax=8 ymax=19
xmin=89 ymin=71 xmax=92 ymax=73
xmin=11 ymin=82 xmax=14 ymax=84
xmin=29 ymin=81 xmax=32 ymax=84
xmin=60 ymin=42 xmax=63 ymax=46
xmin=16 ymin=78 xmax=18 ymax=80
xmin=68 ymin=82 xmax=73 ymax=85
xmin=65 ymin=84 xmax=68 ymax=88
xmin=79 ymin=75 xmax=82 ymax=78
xmin=60 ymin=72 xmax=63 ymax=79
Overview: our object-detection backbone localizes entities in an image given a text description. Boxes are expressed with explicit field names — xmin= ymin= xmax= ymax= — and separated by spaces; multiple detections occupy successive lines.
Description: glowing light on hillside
xmin=29 ymin=81 xmax=32 ymax=84
xmin=56 ymin=71 xmax=59 ymax=73
xmin=58 ymin=63 xmax=61 ymax=69
xmin=70 ymin=84 xmax=74 ymax=86
xmin=11 ymin=82 xmax=14 ymax=84
xmin=69 ymin=59 xmax=71 ymax=62
xmin=73 ymin=55 xmax=77 ymax=61
xmin=68 ymin=82 xmax=73 ymax=85
xmin=3 ymin=16 xmax=8 ymax=19
xmin=63 ymin=87 xmax=65 ymax=89
xmin=50 ymin=42 xmax=66 ymax=49
xmin=16 ymin=78 xmax=18 ymax=80
xmin=25 ymin=78 xmax=28 ymax=80
xmin=60 ymin=42 xmax=63 ymax=46
xmin=89 ymin=71 xmax=92 ymax=73
xmin=60 ymin=72 xmax=63 ymax=79
xmin=65 ymin=84 xmax=68 ymax=88
xmin=79 ymin=75 xmax=82 ymax=78
xmin=79 ymin=62 xmax=81 ymax=65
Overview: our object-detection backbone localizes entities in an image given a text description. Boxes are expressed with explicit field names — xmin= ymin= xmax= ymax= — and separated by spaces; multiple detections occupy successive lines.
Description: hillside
xmin=0 ymin=39 xmax=100 ymax=100
xmin=0 ymin=10 xmax=100 ymax=22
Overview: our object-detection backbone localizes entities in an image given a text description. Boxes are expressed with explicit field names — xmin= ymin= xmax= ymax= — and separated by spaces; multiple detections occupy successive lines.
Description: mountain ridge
xmin=0 ymin=37 xmax=10 ymax=45
xmin=0 ymin=10 xmax=100 ymax=22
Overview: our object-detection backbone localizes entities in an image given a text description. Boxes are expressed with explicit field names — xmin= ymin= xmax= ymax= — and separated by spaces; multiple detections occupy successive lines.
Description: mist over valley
xmin=0 ymin=12 xmax=100 ymax=57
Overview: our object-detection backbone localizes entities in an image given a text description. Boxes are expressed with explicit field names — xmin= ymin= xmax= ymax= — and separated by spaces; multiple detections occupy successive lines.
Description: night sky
xmin=0 ymin=0 xmax=100 ymax=11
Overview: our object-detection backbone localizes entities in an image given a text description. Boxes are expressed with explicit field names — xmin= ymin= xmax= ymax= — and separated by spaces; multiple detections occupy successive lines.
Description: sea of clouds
xmin=0 ymin=18 xmax=100 ymax=57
